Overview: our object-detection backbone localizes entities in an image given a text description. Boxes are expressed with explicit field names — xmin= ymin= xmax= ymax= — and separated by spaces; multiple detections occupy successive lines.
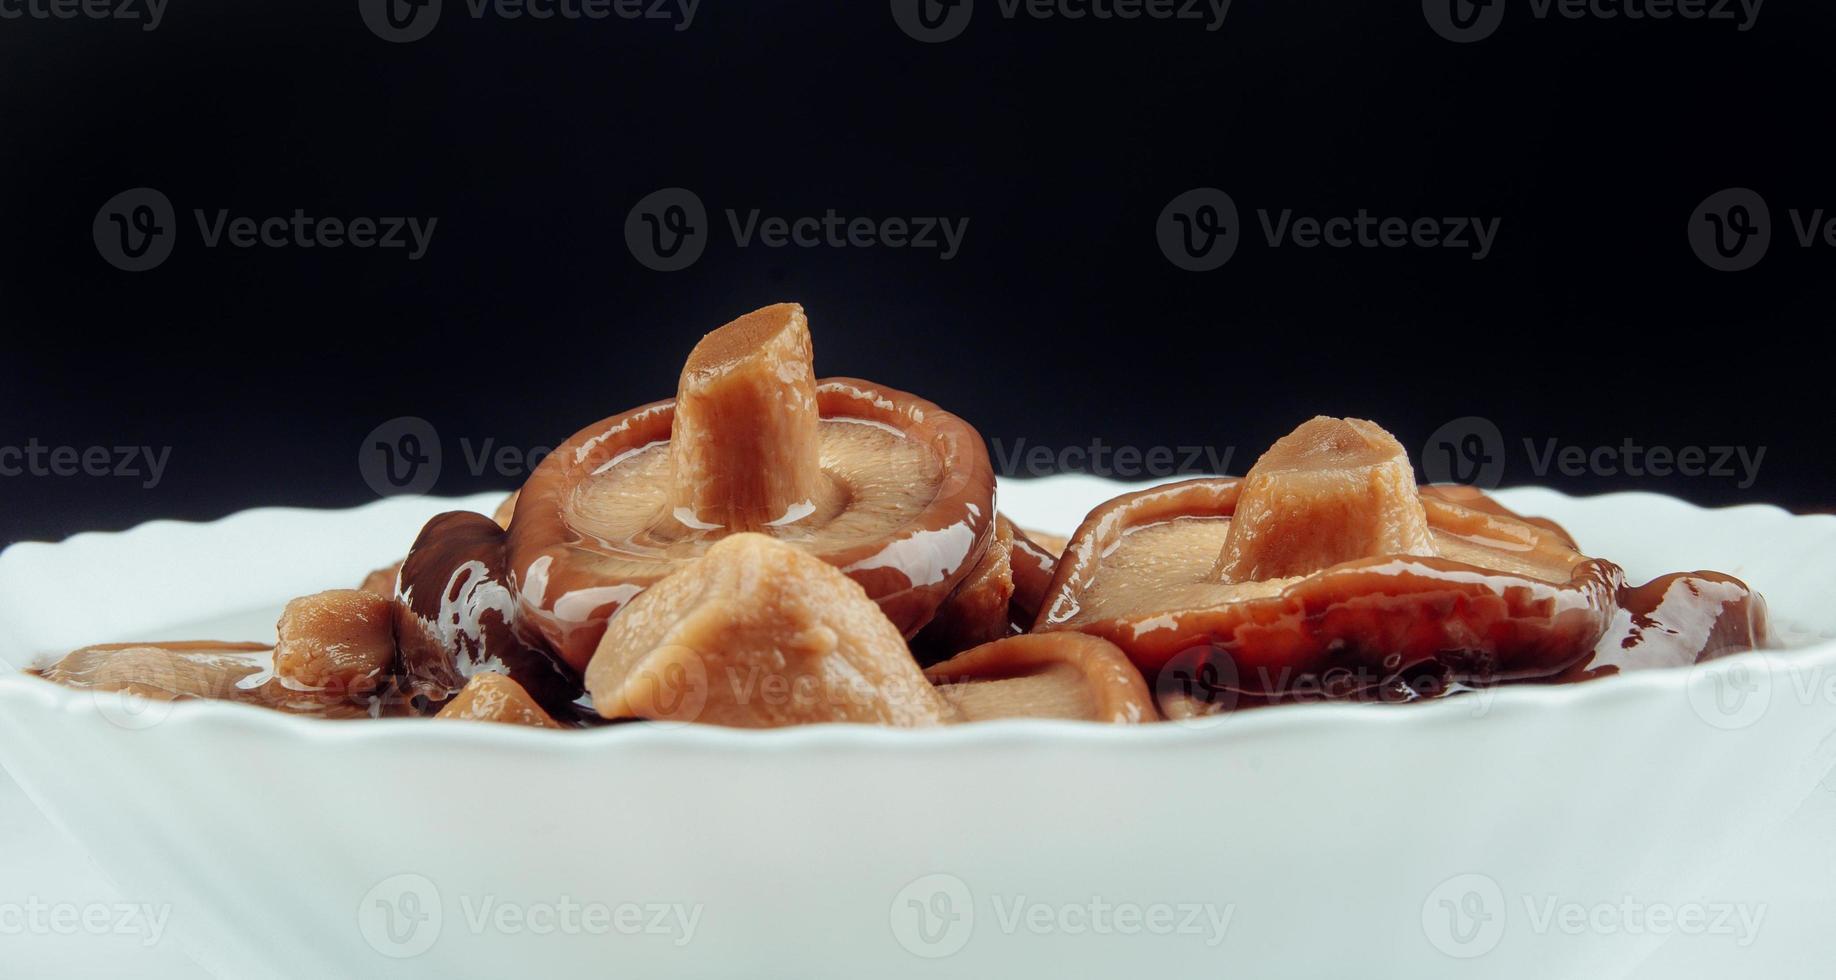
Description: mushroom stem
xmin=666 ymin=303 xmax=836 ymax=532
xmin=1211 ymin=416 xmax=1436 ymax=583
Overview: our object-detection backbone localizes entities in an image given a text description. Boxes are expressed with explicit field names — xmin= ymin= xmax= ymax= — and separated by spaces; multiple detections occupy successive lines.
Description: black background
xmin=1 ymin=0 xmax=1827 ymax=549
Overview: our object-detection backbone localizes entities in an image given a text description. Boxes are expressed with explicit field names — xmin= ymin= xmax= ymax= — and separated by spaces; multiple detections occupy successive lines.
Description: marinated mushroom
xmin=435 ymin=671 xmax=562 ymax=729
xmin=35 ymin=641 xmax=380 ymax=718
xmin=1006 ymin=519 xmax=1062 ymax=627
xmin=395 ymin=511 xmax=583 ymax=718
xmin=1038 ymin=417 xmax=1628 ymax=700
xmin=272 ymin=589 xmax=396 ymax=697
xmin=912 ymin=516 xmax=1017 ymax=662
xmin=507 ymin=303 xmax=996 ymax=671
xmin=361 ymin=492 xmax=516 ymax=597
xmin=585 ymin=533 xmax=958 ymax=728
xmin=925 ymin=633 xmax=1156 ymax=723
xmin=913 ymin=515 xmax=1069 ymax=662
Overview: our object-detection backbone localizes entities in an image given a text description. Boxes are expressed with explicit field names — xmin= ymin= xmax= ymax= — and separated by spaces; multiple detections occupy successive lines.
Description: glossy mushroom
xmin=507 ymin=303 xmax=997 ymax=671
xmin=925 ymin=633 xmax=1156 ymax=723
xmin=1037 ymin=417 xmax=1626 ymax=701
xmin=435 ymin=671 xmax=562 ymax=729
xmin=912 ymin=515 xmax=1068 ymax=662
xmin=35 ymin=641 xmax=383 ymax=718
xmin=395 ymin=511 xmax=583 ymax=717
xmin=585 ymin=533 xmax=957 ymax=728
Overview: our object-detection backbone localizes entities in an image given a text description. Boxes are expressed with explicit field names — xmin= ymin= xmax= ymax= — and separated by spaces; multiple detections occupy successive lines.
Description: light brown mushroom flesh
xmin=507 ymin=303 xmax=996 ymax=671
xmin=585 ymin=533 xmax=958 ymax=728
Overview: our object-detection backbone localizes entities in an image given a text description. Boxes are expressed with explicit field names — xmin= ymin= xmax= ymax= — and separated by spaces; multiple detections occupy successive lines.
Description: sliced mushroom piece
xmin=396 ymin=511 xmax=583 ymax=717
xmin=586 ymin=533 xmax=958 ymax=728
xmin=1037 ymin=418 xmax=1625 ymax=699
xmin=508 ymin=303 xmax=997 ymax=671
xmin=273 ymin=589 xmax=396 ymax=697
xmin=912 ymin=517 xmax=1017 ymax=662
xmin=913 ymin=515 xmax=1070 ymax=662
xmin=38 ymin=641 xmax=271 ymax=701
xmin=1006 ymin=519 xmax=1062 ymax=627
xmin=34 ymin=641 xmax=383 ymax=719
xmin=925 ymin=633 xmax=1156 ymax=723
xmin=435 ymin=671 xmax=562 ymax=728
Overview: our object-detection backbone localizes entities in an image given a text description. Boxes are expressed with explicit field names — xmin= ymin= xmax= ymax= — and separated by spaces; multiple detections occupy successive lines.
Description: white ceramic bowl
xmin=2 ymin=478 xmax=1834 ymax=980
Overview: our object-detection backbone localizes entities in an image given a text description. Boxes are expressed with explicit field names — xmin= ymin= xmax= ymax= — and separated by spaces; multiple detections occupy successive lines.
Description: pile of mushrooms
xmin=29 ymin=308 xmax=1771 ymax=730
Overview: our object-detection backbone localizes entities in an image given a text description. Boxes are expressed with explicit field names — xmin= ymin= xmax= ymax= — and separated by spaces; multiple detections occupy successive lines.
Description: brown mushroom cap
xmin=507 ymin=303 xmax=996 ymax=672
xmin=1037 ymin=418 xmax=1623 ymax=695
xmin=396 ymin=511 xmax=583 ymax=716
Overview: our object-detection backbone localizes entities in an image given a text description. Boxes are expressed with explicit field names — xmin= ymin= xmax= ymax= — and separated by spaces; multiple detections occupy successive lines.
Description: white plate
xmin=2 ymin=478 xmax=1834 ymax=980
